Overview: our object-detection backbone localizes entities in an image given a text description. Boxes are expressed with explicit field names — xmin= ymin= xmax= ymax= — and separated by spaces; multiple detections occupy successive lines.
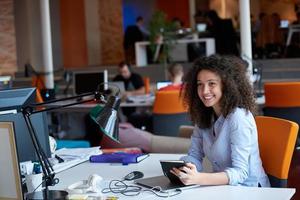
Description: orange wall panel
xmin=156 ymin=0 xmax=190 ymax=27
xmin=60 ymin=0 xmax=88 ymax=68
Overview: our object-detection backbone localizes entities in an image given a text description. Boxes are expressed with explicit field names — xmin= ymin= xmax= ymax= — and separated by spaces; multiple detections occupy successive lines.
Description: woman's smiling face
xmin=197 ymin=69 xmax=223 ymax=116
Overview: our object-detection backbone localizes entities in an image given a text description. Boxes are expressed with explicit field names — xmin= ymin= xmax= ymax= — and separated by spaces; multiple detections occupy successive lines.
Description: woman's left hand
xmin=170 ymin=162 xmax=201 ymax=185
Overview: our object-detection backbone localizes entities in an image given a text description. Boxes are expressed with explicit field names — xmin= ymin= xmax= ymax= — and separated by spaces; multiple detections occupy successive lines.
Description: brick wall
xmin=99 ymin=0 xmax=124 ymax=65
xmin=0 ymin=0 xmax=17 ymax=75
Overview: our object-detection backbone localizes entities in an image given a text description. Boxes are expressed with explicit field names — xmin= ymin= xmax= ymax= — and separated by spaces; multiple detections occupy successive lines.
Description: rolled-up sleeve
xmin=224 ymin=120 xmax=253 ymax=185
xmin=180 ymin=126 xmax=205 ymax=172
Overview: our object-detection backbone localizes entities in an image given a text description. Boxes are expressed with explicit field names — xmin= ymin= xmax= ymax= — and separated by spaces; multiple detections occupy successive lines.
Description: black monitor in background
xmin=0 ymin=88 xmax=51 ymax=162
xmin=73 ymin=70 xmax=108 ymax=95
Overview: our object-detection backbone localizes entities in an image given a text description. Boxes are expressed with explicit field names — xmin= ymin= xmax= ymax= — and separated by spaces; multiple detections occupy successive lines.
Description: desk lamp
xmin=22 ymin=87 xmax=121 ymax=200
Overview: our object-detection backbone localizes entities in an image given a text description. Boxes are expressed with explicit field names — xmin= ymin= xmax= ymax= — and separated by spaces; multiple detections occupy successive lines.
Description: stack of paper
xmin=53 ymin=147 xmax=102 ymax=173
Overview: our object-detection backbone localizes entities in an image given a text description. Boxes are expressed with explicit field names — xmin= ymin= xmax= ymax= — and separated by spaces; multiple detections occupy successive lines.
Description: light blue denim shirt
xmin=181 ymin=108 xmax=270 ymax=187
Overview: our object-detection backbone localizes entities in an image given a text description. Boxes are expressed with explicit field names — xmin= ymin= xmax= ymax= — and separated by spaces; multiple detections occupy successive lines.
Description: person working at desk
xmin=159 ymin=63 xmax=184 ymax=91
xmin=113 ymin=62 xmax=149 ymax=129
xmin=171 ymin=55 xmax=270 ymax=187
xmin=113 ymin=62 xmax=145 ymax=97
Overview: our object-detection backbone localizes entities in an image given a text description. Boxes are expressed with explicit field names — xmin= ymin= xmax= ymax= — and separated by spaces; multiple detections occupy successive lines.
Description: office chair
xmin=263 ymin=82 xmax=300 ymax=149
xmin=152 ymin=90 xmax=192 ymax=137
xmin=255 ymin=116 xmax=298 ymax=187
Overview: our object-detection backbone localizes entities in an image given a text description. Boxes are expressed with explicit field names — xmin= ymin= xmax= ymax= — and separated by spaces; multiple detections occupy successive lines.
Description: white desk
xmin=135 ymin=38 xmax=215 ymax=67
xmin=286 ymin=24 xmax=300 ymax=46
xmin=46 ymin=98 xmax=154 ymax=113
xmin=52 ymin=154 xmax=295 ymax=200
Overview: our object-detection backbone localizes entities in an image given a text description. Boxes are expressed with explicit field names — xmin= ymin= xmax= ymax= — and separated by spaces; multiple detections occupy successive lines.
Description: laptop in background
xmin=109 ymin=81 xmax=126 ymax=95
xmin=156 ymin=81 xmax=172 ymax=90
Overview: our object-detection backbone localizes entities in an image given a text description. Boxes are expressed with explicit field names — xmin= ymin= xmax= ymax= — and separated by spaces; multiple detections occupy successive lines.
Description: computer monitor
xmin=280 ymin=20 xmax=289 ymax=28
xmin=0 ymin=87 xmax=36 ymax=113
xmin=0 ymin=75 xmax=12 ymax=90
xmin=0 ymin=88 xmax=51 ymax=162
xmin=156 ymin=81 xmax=172 ymax=90
xmin=0 ymin=122 xmax=23 ymax=200
xmin=196 ymin=23 xmax=207 ymax=32
xmin=73 ymin=70 xmax=108 ymax=95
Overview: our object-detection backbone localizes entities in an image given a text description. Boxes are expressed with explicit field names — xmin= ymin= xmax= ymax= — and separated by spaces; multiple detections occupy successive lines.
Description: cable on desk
xmin=101 ymin=179 xmax=182 ymax=198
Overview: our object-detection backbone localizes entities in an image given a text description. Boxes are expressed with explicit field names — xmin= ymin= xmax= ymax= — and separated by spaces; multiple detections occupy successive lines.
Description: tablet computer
xmin=160 ymin=160 xmax=186 ymax=184
xmin=135 ymin=160 xmax=197 ymax=191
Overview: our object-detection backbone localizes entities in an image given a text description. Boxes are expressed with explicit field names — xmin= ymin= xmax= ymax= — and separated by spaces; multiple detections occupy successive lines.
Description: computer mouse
xmin=124 ymin=171 xmax=144 ymax=181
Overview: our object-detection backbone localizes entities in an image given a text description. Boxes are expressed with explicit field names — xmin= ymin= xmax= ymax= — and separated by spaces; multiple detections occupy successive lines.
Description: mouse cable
xmin=101 ymin=179 xmax=182 ymax=198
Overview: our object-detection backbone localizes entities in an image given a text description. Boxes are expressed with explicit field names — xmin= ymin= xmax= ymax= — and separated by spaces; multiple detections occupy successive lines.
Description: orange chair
xmin=31 ymin=75 xmax=45 ymax=103
xmin=264 ymin=82 xmax=300 ymax=108
xmin=143 ymin=76 xmax=150 ymax=94
xmin=152 ymin=90 xmax=191 ymax=136
xmin=263 ymin=82 xmax=300 ymax=148
xmin=255 ymin=116 xmax=298 ymax=187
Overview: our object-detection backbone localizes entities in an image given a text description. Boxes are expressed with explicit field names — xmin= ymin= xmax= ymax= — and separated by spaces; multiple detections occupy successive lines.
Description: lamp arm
xmin=21 ymin=90 xmax=107 ymax=188
xmin=28 ymin=91 xmax=106 ymax=115
xmin=22 ymin=111 xmax=56 ymax=188
xmin=34 ymin=91 xmax=104 ymax=105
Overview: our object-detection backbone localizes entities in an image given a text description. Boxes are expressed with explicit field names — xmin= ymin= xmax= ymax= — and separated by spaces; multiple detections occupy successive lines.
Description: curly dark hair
xmin=182 ymin=55 xmax=257 ymax=129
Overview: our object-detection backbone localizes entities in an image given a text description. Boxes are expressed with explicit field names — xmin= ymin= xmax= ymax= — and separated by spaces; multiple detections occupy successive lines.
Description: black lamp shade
xmin=92 ymin=95 xmax=121 ymax=142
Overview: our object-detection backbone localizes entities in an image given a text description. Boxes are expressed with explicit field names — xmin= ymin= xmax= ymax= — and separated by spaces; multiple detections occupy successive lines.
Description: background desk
xmin=47 ymin=98 xmax=154 ymax=113
xmin=135 ymin=38 xmax=215 ymax=67
xmin=45 ymin=96 xmax=154 ymax=138
xmin=52 ymin=153 xmax=295 ymax=200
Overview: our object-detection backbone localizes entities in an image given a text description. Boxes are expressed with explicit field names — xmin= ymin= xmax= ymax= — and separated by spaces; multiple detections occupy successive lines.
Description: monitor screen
xmin=196 ymin=23 xmax=207 ymax=32
xmin=73 ymin=70 xmax=108 ymax=95
xmin=280 ymin=20 xmax=289 ymax=28
xmin=0 ymin=122 xmax=23 ymax=199
xmin=0 ymin=75 xmax=12 ymax=90
xmin=0 ymin=88 xmax=51 ymax=162
xmin=156 ymin=81 xmax=172 ymax=90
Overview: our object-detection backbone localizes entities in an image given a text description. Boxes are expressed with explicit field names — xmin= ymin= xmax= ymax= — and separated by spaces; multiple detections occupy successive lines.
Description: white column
xmin=84 ymin=0 xmax=101 ymax=65
xmin=40 ymin=0 xmax=54 ymax=89
xmin=189 ymin=0 xmax=196 ymax=29
xmin=239 ymin=0 xmax=253 ymax=78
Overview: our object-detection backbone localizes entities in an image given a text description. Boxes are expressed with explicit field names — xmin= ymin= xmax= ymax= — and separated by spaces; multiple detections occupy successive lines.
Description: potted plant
xmin=148 ymin=11 xmax=177 ymax=63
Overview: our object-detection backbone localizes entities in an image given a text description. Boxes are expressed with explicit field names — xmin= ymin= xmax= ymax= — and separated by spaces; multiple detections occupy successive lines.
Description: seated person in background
xmin=113 ymin=62 xmax=145 ymax=97
xmin=113 ymin=62 xmax=148 ymax=126
xmin=171 ymin=55 xmax=270 ymax=187
xmin=159 ymin=63 xmax=184 ymax=91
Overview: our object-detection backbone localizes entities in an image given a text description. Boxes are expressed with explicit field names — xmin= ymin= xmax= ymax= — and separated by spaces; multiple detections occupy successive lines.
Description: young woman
xmin=171 ymin=55 xmax=270 ymax=187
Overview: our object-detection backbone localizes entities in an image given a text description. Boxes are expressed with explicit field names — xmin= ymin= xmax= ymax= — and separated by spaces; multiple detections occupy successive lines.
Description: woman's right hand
xmin=170 ymin=162 xmax=201 ymax=185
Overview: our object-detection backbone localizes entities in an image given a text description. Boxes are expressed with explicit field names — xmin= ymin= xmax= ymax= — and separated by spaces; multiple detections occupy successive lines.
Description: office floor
xmin=288 ymin=150 xmax=300 ymax=200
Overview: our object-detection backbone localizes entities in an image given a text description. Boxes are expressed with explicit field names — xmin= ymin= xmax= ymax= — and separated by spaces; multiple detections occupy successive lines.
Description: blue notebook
xmin=89 ymin=152 xmax=149 ymax=165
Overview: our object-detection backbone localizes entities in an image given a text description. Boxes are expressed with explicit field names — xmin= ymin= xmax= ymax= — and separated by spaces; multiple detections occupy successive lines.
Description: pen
xmin=55 ymin=154 xmax=64 ymax=163
xmin=106 ymin=197 xmax=118 ymax=200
